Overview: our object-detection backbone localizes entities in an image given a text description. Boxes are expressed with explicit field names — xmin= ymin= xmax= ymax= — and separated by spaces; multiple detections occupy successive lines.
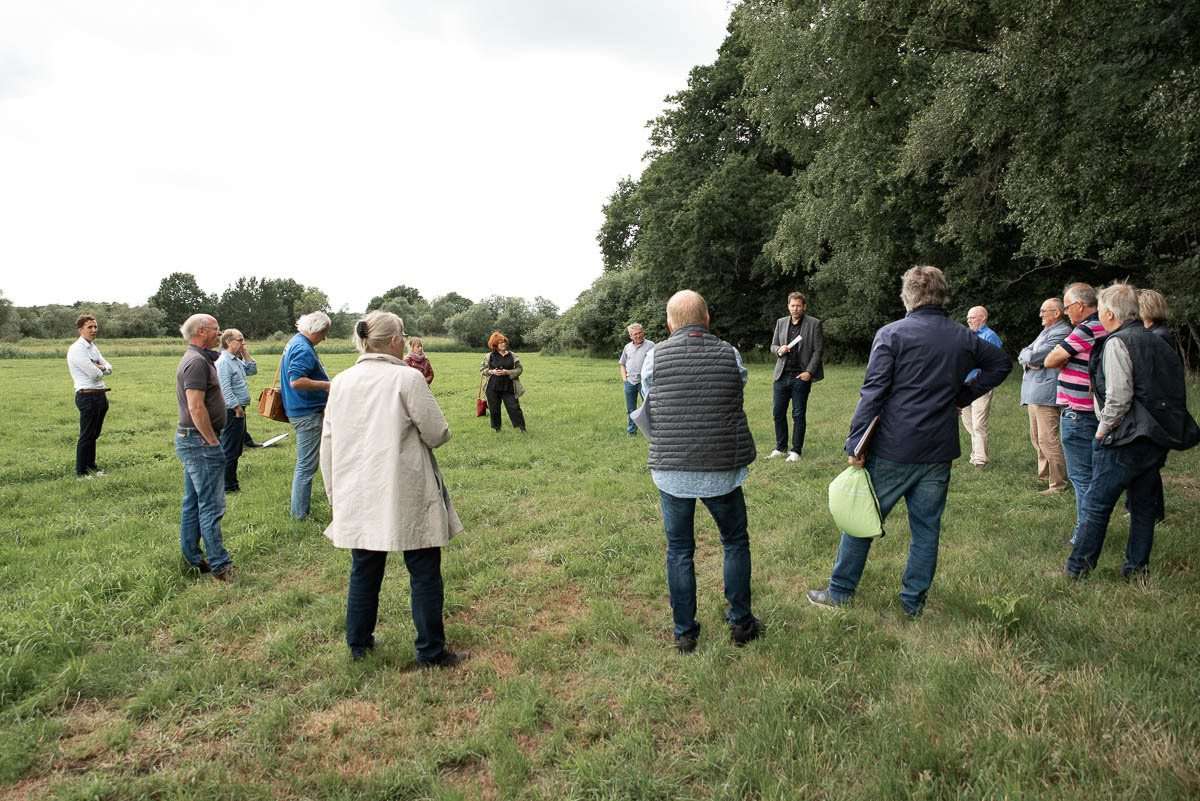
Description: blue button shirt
xmin=965 ymin=324 xmax=1003 ymax=384
xmin=280 ymin=333 xmax=329 ymax=418
xmin=216 ymin=350 xmax=257 ymax=408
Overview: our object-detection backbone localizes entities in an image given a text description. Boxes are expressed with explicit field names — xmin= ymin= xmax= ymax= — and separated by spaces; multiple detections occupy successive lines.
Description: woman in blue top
xmin=216 ymin=328 xmax=257 ymax=492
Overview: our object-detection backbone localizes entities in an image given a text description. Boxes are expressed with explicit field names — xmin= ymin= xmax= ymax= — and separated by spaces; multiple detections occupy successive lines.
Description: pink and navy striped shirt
xmin=1056 ymin=314 xmax=1107 ymax=411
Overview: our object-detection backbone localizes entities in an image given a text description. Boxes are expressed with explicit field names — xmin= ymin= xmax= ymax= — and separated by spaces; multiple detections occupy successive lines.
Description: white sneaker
xmin=766 ymin=450 xmax=785 ymax=459
xmin=786 ymin=452 xmax=800 ymax=463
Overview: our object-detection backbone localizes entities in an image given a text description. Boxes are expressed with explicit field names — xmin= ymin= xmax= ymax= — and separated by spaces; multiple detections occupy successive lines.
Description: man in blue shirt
xmin=807 ymin=267 xmax=1011 ymax=617
xmin=960 ymin=305 xmax=1004 ymax=467
xmin=280 ymin=311 xmax=332 ymax=519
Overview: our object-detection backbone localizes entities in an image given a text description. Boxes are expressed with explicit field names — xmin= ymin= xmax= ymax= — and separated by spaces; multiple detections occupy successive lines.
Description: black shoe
xmin=212 ymin=565 xmax=236 ymax=583
xmin=225 ymin=485 xmax=240 ymax=494
xmin=675 ymin=634 xmax=698 ymax=654
xmin=350 ymin=647 xmax=369 ymax=661
xmin=418 ymin=649 xmax=468 ymax=669
xmin=730 ymin=618 xmax=762 ymax=647
xmin=198 ymin=559 xmax=212 ymax=574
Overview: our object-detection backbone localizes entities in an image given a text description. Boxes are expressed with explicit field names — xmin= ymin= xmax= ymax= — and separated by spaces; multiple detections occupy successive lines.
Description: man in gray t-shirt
xmin=619 ymin=323 xmax=654 ymax=436
xmin=174 ymin=314 xmax=234 ymax=582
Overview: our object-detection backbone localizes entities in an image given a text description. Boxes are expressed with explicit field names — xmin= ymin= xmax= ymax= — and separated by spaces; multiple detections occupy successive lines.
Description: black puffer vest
xmin=1091 ymin=320 xmax=1199 ymax=450
xmin=646 ymin=325 xmax=757 ymax=471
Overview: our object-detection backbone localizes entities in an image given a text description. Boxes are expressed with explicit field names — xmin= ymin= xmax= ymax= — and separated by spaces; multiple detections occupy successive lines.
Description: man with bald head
xmin=960 ymin=305 xmax=1004 ymax=467
xmin=174 ymin=313 xmax=234 ymax=581
xmin=638 ymin=290 xmax=760 ymax=653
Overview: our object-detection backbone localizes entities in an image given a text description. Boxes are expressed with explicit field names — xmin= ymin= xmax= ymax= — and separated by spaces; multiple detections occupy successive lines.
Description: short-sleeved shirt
xmin=619 ymin=339 xmax=655 ymax=383
xmin=1056 ymin=314 xmax=1107 ymax=411
xmin=280 ymin=333 xmax=329 ymax=418
xmin=176 ymin=345 xmax=227 ymax=431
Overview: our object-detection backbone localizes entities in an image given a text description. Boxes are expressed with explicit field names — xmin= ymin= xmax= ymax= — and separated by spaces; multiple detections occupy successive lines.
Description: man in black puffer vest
xmin=1066 ymin=283 xmax=1199 ymax=578
xmin=639 ymin=290 xmax=760 ymax=653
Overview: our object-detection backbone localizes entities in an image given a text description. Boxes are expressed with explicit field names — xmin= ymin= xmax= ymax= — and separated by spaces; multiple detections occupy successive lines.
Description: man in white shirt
xmin=66 ymin=314 xmax=113 ymax=477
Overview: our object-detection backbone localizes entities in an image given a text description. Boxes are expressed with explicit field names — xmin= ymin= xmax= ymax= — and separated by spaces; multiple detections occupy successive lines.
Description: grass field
xmin=2 ymin=350 xmax=1199 ymax=800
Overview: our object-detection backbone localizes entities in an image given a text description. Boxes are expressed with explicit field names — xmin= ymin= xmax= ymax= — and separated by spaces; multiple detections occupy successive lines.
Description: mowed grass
xmin=2 ymin=350 xmax=1199 ymax=800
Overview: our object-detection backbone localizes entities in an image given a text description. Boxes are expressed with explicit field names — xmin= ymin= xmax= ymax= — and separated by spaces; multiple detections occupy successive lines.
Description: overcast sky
xmin=0 ymin=0 xmax=734 ymax=312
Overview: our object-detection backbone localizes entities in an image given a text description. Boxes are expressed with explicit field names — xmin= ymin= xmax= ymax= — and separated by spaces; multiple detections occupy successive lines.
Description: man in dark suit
xmin=768 ymin=292 xmax=824 ymax=462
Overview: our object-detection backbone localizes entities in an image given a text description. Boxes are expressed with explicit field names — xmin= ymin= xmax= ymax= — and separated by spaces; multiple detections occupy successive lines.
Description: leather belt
xmin=76 ymin=388 xmax=109 ymax=395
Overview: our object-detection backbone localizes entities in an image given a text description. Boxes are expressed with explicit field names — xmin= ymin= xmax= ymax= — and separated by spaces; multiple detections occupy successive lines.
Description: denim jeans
xmin=772 ymin=374 xmax=812 ymax=453
xmin=346 ymin=547 xmax=446 ymax=662
xmin=623 ymin=380 xmax=643 ymax=434
xmin=659 ymin=486 xmax=753 ymax=639
xmin=828 ymin=457 xmax=951 ymax=615
xmin=74 ymin=392 xmax=109 ymax=475
xmin=1066 ymin=438 xmax=1168 ymax=577
xmin=220 ymin=412 xmax=246 ymax=491
xmin=290 ymin=412 xmax=323 ymax=519
xmin=1060 ymin=409 xmax=1099 ymax=541
xmin=175 ymin=429 xmax=231 ymax=573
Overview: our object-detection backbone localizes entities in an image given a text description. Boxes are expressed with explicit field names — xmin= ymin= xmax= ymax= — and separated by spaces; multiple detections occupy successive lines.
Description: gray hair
xmin=1063 ymin=282 xmax=1097 ymax=309
xmin=296 ymin=311 xmax=332 ymax=336
xmin=220 ymin=328 xmax=244 ymax=349
xmin=1097 ymin=283 xmax=1140 ymax=323
xmin=626 ymin=323 xmax=644 ymax=334
xmin=900 ymin=266 xmax=949 ymax=312
xmin=180 ymin=313 xmax=216 ymax=339
xmin=353 ymin=310 xmax=405 ymax=354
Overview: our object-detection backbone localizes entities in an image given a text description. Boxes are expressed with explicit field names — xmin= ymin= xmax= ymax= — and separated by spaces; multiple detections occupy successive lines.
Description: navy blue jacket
xmin=845 ymin=306 xmax=1012 ymax=463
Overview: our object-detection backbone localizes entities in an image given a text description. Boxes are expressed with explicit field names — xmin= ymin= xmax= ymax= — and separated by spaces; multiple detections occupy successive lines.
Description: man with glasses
xmin=1044 ymin=284 xmax=1108 ymax=545
xmin=1018 ymin=299 xmax=1072 ymax=494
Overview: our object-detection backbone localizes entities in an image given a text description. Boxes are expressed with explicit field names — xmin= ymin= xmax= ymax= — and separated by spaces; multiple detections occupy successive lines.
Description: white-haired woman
xmin=281 ymin=311 xmax=332 ymax=519
xmin=320 ymin=311 xmax=466 ymax=667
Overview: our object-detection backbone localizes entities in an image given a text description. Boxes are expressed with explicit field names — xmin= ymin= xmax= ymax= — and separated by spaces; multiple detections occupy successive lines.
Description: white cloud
xmin=0 ymin=0 xmax=734 ymax=312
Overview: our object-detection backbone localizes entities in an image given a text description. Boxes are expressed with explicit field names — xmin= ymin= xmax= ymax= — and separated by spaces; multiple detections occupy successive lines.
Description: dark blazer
xmin=770 ymin=314 xmax=825 ymax=381
xmin=845 ymin=306 xmax=1011 ymax=463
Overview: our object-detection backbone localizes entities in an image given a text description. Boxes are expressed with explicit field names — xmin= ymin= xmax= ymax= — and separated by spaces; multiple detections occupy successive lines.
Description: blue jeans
xmin=624 ymin=380 xmax=643 ymax=434
xmin=290 ymin=412 xmax=323 ymax=519
xmin=659 ymin=486 xmax=754 ymax=639
xmin=1060 ymin=409 xmax=1099 ymax=541
xmin=219 ymin=412 xmax=246 ymax=491
xmin=175 ymin=429 xmax=231 ymax=573
xmin=772 ymin=374 xmax=812 ymax=453
xmin=1066 ymin=439 xmax=1168 ymax=577
xmin=346 ymin=547 xmax=446 ymax=662
xmin=828 ymin=457 xmax=951 ymax=615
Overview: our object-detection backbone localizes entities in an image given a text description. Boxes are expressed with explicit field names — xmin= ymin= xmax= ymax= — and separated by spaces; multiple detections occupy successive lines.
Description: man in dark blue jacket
xmin=808 ymin=266 xmax=1012 ymax=617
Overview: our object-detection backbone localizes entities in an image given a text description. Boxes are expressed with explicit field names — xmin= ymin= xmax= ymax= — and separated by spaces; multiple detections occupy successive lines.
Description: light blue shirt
xmin=216 ymin=350 xmax=258 ymax=409
xmin=966 ymin=324 xmax=1003 ymax=384
xmin=640 ymin=343 xmax=750 ymax=498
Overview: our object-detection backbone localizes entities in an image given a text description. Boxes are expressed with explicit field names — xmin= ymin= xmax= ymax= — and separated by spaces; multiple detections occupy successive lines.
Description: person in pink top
xmin=1044 ymin=283 xmax=1108 ymax=546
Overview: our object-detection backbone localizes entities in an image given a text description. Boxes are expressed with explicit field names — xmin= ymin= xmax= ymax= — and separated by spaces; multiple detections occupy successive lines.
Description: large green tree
xmin=148 ymin=273 xmax=217 ymax=333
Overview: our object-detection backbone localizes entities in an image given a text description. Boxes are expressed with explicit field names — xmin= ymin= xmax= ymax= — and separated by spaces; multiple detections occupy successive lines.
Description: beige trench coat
xmin=320 ymin=353 xmax=463 ymax=551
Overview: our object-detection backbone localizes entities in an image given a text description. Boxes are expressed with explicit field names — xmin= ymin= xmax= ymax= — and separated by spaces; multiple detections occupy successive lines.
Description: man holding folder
xmin=768 ymin=292 xmax=824 ymax=462
xmin=807 ymin=267 xmax=1011 ymax=617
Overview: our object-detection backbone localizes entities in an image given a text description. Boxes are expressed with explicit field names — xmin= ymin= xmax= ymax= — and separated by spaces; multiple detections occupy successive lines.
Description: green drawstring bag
xmin=828 ymin=465 xmax=885 ymax=539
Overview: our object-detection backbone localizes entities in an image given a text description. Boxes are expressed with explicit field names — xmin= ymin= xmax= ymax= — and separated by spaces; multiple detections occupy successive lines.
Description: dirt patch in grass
xmin=299 ymin=699 xmax=381 ymax=740
xmin=0 ymin=777 xmax=52 ymax=801
xmin=442 ymin=757 xmax=498 ymax=801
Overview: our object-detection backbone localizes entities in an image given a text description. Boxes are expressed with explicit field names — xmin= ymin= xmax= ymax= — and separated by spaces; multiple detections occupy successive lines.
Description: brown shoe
xmin=212 ymin=566 xmax=236 ymax=583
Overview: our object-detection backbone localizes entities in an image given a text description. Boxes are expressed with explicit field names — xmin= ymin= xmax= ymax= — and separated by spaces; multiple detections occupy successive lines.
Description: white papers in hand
xmin=787 ymin=333 xmax=804 ymax=349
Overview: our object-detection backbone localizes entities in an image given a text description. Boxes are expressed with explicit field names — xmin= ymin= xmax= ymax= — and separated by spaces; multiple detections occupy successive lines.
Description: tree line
xmin=0 ymin=275 xmax=558 ymax=350
xmin=540 ymin=0 xmax=1199 ymax=365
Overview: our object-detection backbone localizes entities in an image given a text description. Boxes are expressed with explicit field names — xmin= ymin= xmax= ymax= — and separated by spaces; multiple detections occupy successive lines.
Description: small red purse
xmin=475 ymin=375 xmax=487 ymax=417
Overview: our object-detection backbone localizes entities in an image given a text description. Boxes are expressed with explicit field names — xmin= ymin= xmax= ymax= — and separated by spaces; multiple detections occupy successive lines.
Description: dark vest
xmin=1091 ymin=320 xmax=1199 ymax=450
xmin=646 ymin=325 xmax=757 ymax=471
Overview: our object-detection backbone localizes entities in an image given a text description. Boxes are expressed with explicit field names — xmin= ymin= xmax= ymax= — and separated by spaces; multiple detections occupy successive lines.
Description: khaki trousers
xmin=1027 ymin=404 xmax=1068 ymax=490
xmin=959 ymin=390 xmax=994 ymax=465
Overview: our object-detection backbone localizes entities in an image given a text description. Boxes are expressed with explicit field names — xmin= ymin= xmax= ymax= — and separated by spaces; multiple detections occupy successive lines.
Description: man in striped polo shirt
xmin=1044 ymin=283 xmax=1108 ymax=545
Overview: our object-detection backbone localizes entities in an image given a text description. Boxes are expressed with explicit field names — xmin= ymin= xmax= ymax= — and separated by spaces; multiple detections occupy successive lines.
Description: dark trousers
xmin=486 ymin=388 xmax=526 ymax=431
xmin=346 ymin=547 xmax=446 ymax=662
xmin=1067 ymin=439 xmax=1168 ymax=577
xmin=772 ymin=374 xmax=812 ymax=453
xmin=220 ymin=412 xmax=246 ymax=490
xmin=74 ymin=392 xmax=109 ymax=475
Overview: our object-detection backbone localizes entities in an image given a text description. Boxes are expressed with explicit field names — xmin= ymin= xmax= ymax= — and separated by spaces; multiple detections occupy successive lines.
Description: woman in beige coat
xmin=320 ymin=310 xmax=465 ymax=667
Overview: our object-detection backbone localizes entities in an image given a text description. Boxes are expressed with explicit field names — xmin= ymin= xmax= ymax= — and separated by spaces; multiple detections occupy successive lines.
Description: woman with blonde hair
xmin=404 ymin=336 xmax=434 ymax=384
xmin=480 ymin=330 xmax=527 ymax=432
xmin=1137 ymin=288 xmax=1177 ymax=350
xmin=319 ymin=310 xmax=466 ymax=667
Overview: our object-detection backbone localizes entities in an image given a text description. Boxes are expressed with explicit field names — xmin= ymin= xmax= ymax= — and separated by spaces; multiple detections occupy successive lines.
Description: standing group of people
xmin=65 ymin=267 xmax=1195 ymax=663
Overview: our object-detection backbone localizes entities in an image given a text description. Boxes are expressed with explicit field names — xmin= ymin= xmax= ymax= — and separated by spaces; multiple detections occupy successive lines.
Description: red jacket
xmin=404 ymin=353 xmax=434 ymax=384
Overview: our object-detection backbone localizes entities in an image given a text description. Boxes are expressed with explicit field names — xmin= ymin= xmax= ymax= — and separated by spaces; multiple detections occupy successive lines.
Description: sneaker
xmin=766 ymin=450 xmax=785 ymax=459
xmin=806 ymin=588 xmax=847 ymax=609
xmin=730 ymin=618 xmax=762 ymax=646
xmin=212 ymin=566 xmax=236 ymax=583
xmin=675 ymin=634 xmax=698 ymax=654
xmin=418 ymin=649 xmax=468 ymax=669
xmin=786 ymin=451 xmax=800 ymax=463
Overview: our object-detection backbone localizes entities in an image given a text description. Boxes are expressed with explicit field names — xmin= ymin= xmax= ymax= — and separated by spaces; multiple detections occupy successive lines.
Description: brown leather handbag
xmin=258 ymin=360 xmax=289 ymax=423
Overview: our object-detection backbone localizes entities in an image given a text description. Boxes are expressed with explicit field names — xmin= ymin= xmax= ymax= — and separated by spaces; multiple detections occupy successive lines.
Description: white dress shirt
xmin=67 ymin=336 xmax=112 ymax=391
